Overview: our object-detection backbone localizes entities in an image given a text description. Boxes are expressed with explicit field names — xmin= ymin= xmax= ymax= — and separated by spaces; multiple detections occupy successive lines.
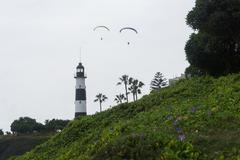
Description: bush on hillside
xmin=185 ymin=65 xmax=206 ymax=78
xmin=44 ymin=119 xmax=70 ymax=132
xmin=10 ymin=117 xmax=70 ymax=135
xmin=10 ymin=117 xmax=44 ymax=134
xmin=0 ymin=134 xmax=50 ymax=160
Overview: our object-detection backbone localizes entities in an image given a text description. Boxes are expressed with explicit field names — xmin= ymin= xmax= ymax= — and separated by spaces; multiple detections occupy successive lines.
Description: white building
xmin=169 ymin=74 xmax=185 ymax=86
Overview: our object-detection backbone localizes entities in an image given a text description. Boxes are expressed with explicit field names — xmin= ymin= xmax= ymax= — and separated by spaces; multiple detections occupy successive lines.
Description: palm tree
xmin=114 ymin=94 xmax=126 ymax=104
xmin=94 ymin=93 xmax=108 ymax=112
xmin=117 ymin=75 xmax=130 ymax=103
xmin=128 ymin=78 xmax=144 ymax=101
xmin=136 ymin=81 xmax=144 ymax=100
xmin=150 ymin=72 xmax=167 ymax=90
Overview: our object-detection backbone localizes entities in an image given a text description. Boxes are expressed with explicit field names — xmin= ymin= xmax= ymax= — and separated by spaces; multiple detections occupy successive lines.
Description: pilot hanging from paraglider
xmin=120 ymin=27 xmax=138 ymax=45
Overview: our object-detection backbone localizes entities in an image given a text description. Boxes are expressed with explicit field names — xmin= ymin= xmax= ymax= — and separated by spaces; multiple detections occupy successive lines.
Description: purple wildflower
xmin=178 ymin=134 xmax=186 ymax=141
xmin=175 ymin=127 xmax=182 ymax=133
xmin=191 ymin=106 xmax=197 ymax=113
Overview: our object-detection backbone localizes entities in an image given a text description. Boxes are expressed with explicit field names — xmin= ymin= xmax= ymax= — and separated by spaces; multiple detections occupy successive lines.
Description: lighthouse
xmin=74 ymin=62 xmax=87 ymax=118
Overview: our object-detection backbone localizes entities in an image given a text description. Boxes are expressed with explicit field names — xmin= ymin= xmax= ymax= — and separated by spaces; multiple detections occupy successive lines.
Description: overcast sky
xmin=0 ymin=0 xmax=195 ymax=131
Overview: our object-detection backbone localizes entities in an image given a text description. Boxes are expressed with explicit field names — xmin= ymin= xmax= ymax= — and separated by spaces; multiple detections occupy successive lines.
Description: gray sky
xmin=0 ymin=0 xmax=195 ymax=131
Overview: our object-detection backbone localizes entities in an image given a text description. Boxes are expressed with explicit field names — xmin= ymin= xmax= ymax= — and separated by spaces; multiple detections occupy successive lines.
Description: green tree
xmin=0 ymin=129 xmax=4 ymax=136
xmin=45 ymin=119 xmax=70 ymax=132
xmin=185 ymin=65 xmax=206 ymax=78
xmin=185 ymin=0 xmax=240 ymax=76
xmin=33 ymin=122 xmax=45 ymax=132
xmin=10 ymin=117 xmax=44 ymax=134
xmin=114 ymin=94 xmax=126 ymax=104
xmin=128 ymin=78 xmax=144 ymax=101
xmin=117 ymin=75 xmax=130 ymax=103
xmin=150 ymin=72 xmax=167 ymax=90
xmin=94 ymin=93 xmax=108 ymax=112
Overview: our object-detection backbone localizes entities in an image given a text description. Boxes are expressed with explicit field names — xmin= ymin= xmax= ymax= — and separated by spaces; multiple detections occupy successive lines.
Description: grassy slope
xmin=0 ymin=134 xmax=50 ymax=160
xmin=14 ymin=74 xmax=240 ymax=160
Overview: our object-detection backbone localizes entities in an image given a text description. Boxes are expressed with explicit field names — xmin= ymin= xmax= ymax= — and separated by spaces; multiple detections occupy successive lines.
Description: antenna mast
xmin=80 ymin=47 xmax=82 ymax=63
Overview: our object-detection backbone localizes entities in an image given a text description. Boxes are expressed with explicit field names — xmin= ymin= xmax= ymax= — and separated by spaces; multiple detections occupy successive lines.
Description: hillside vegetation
xmin=0 ymin=134 xmax=50 ymax=160
xmin=13 ymin=74 xmax=240 ymax=160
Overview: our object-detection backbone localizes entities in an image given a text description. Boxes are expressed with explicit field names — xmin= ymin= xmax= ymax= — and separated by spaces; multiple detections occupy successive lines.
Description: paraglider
xmin=120 ymin=27 xmax=138 ymax=34
xmin=120 ymin=27 xmax=138 ymax=45
xmin=94 ymin=26 xmax=110 ymax=40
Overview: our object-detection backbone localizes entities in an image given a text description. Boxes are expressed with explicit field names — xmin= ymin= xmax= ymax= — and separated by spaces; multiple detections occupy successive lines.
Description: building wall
xmin=75 ymin=101 xmax=87 ymax=113
xmin=169 ymin=74 xmax=185 ymax=86
xmin=75 ymin=78 xmax=86 ymax=89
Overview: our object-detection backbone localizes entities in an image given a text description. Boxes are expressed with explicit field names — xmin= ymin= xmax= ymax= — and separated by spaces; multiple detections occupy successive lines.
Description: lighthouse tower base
xmin=75 ymin=112 xmax=87 ymax=118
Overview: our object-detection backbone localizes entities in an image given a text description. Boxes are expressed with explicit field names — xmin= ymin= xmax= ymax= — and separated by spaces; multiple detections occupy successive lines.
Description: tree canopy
xmin=128 ymin=78 xmax=144 ymax=101
xmin=94 ymin=93 xmax=108 ymax=112
xmin=44 ymin=119 xmax=70 ymax=132
xmin=185 ymin=0 xmax=240 ymax=76
xmin=10 ymin=117 xmax=44 ymax=134
xmin=114 ymin=94 xmax=126 ymax=104
xmin=10 ymin=117 xmax=70 ymax=134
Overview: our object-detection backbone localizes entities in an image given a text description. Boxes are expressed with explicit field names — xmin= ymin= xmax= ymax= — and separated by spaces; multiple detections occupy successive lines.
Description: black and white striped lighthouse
xmin=74 ymin=62 xmax=87 ymax=118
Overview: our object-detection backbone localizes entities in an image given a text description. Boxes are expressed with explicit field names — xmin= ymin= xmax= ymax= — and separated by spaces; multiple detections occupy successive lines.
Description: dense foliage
xmin=11 ymin=117 xmax=44 ymax=134
xmin=0 ymin=134 xmax=50 ymax=160
xmin=10 ymin=117 xmax=70 ymax=134
xmin=13 ymin=74 xmax=240 ymax=160
xmin=185 ymin=65 xmax=205 ymax=78
xmin=44 ymin=119 xmax=70 ymax=132
xmin=185 ymin=0 xmax=240 ymax=76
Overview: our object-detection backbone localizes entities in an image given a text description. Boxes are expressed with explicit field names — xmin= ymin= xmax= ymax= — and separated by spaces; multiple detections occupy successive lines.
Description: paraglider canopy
xmin=94 ymin=26 xmax=110 ymax=40
xmin=119 ymin=27 xmax=138 ymax=45
xmin=120 ymin=27 xmax=138 ymax=34
xmin=94 ymin=26 xmax=110 ymax=31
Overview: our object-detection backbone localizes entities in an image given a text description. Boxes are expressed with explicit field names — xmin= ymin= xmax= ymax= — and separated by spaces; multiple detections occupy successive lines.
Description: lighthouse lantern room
xmin=74 ymin=62 xmax=87 ymax=118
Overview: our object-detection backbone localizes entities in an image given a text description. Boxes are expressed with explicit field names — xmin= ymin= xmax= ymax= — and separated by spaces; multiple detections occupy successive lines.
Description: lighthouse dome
xmin=75 ymin=63 xmax=86 ymax=78
xmin=77 ymin=63 xmax=84 ymax=69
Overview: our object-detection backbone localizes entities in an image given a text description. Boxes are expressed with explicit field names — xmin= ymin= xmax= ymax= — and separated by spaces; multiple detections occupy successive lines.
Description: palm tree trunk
xmin=136 ymin=93 xmax=138 ymax=101
xmin=100 ymin=102 xmax=102 ymax=112
xmin=133 ymin=93 xmax=135 ymax=102
xmin=124 ymin=83 xmax=128 ymax=103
